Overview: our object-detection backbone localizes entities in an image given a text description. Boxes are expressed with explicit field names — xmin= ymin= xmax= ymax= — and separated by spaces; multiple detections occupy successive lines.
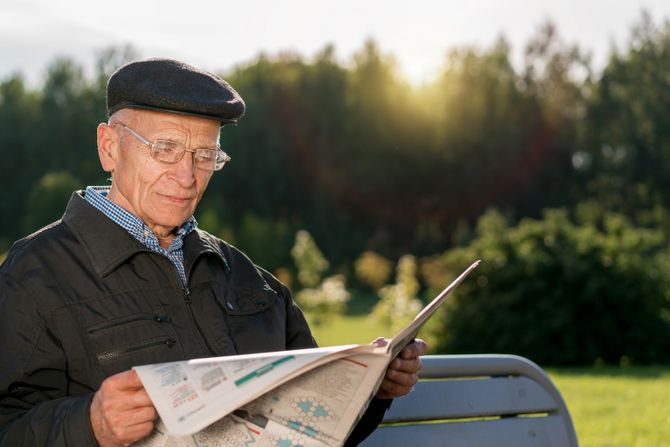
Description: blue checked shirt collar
xmin=84 ymin=186 xmax=196 ymax=285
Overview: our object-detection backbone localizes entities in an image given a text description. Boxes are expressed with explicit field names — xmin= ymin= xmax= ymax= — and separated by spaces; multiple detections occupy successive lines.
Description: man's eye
xmin=196 ymin=150 xmax=215 ymax=162
xmin=154 ymin=141 xmax=180 ymax=154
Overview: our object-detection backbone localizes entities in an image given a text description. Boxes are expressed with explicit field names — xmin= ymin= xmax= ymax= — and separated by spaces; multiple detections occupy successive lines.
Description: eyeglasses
xmin=117 ymin=124 xmax=231 ymax=171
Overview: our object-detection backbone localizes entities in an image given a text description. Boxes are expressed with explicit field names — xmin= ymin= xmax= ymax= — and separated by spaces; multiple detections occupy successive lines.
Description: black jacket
xmin=0 ymin=192 xmax=388 ymax=446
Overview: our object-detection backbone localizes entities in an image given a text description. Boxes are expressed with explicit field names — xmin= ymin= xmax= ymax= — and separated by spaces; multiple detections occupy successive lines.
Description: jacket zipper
xmin=146 ymin=250 xmax=220 ymax=356
xmin=97 ymin=337 xmax=176 ymax=364
xmin=87 ymin=314 xmax=171 ymax=335
xmin=182 ymin=286 xmax=218 ymax=355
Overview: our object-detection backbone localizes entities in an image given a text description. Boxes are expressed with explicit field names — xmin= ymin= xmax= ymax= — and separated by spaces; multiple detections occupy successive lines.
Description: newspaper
xmin=133 ymin=260 xmax=480 ymax=447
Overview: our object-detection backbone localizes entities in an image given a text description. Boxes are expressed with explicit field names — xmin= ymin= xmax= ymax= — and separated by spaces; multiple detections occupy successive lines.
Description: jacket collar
xmin=63 ymin=191 xmax=229 ymax=278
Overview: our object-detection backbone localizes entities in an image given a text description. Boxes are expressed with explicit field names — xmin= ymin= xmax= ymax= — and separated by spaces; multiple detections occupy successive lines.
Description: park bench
xmin=361 ymin=354 xmax=579 ymax=447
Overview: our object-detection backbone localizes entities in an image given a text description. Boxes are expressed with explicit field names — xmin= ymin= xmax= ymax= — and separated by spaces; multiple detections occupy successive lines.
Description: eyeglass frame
xmin=115 ymin=123 xmax=231 ymax=171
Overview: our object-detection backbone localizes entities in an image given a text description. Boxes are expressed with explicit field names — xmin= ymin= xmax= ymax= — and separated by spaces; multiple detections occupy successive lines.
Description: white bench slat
xmin=383 ymin=376 xmax=558 ymax=422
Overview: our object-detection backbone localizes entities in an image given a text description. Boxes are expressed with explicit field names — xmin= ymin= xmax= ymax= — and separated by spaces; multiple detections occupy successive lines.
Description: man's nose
xmin=171 ymin=150 xmax=197 ymax=186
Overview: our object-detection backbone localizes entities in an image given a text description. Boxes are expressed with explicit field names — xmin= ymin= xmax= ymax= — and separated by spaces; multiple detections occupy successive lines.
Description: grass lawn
xmin=307 ymin=312 xmax=670 ymax=447
xmin=307 ymin=314 xmax=391 ymax=346
xmin=549 ymin=367 xmax=670 ymax=447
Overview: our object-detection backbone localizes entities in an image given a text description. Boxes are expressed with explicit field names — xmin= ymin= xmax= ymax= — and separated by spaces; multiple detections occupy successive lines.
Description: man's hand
xmin=373 ymin=338 xmax=428 ymax=400
xmin=90 ymin=370 xmax=156 ymax=447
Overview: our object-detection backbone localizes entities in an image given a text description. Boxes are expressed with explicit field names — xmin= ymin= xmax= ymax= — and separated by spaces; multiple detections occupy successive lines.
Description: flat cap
xmin=107 ymin=58 xmax=245 ymax=125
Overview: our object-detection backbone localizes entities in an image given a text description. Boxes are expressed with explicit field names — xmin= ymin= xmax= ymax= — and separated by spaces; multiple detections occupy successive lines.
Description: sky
xmin=2 ymin=0 xmax=670 ymax=87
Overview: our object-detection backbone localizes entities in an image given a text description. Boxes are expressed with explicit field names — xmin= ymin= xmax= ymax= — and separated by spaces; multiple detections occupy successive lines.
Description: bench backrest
xmin=360 ymin=354 xmax=579 ymax=447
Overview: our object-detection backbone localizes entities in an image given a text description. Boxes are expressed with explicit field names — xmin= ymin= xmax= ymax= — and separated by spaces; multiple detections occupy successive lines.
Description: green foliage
xmin=291 ymin=230 xmax=349 ymax=325
xmin=427 ymin=209 xmax=670 ymax=365
xmin=354 ymin=250 xmax=393 ymax=290
xmin=22 ymin=171 xmax=80 ymax=233
xmin=0 ymin=20 xmax=636 ymax=259
xmin=0 ymin=49 xmax=133 ymax=250
xmin=234 ymin=213 xmax=292 ymax=271
xmin=290 ymin=230 xmax=329 ymax=288
xmin=578 ymin=13 xmax=670 ymax=218
xmin=0 ymin=74 xmax=39 ymax=248
xmin=372 ymin=255 xmax=423 ymax=334
xmin=295 ymin=275 xmax=351 ymax=326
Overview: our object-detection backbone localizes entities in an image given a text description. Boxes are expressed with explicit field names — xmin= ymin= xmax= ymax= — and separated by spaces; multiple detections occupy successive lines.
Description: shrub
xmin=373 ymin=255 xmax=423 ymax=334
xmin=354 ymin=250 xmax=393 ymax=290
xmin=291 ymin=230 xmax=349 ymax=325
xmin=291 ymin=230 xmax=329 ymax=288
xmin=295 ymin=275 xmax=351 ymax=326
xmin=427 ymin=209 xmax=670 ymax=365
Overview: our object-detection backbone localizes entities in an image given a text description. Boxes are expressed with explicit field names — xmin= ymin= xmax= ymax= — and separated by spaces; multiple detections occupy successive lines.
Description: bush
xmin=295 ymin=275 xmax=350 ymax=326
xmin=427 ymin=209 xmax=670 ymax=365
xmin=354 ymin=250 xmax=393 ymax=290
xmin=373 ymin=255 xmax=423 ymax=334
xmin=291 ymin=230 xmax=329 ymax=288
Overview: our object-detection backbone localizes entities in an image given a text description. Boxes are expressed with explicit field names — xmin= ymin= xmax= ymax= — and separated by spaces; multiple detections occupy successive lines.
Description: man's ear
xmin=97 ymin=123 xmax=119 ymax=173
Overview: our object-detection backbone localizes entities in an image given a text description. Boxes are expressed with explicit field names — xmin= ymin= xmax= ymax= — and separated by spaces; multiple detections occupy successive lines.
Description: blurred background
xmin=1 ymin=2 xmax=670 ymax=442
xmin=2 ymin=0 xmax=670 ymax=362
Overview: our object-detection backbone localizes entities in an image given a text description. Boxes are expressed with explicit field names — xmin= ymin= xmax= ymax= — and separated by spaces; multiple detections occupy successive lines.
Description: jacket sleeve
xmin=345 ymin=397 xmax=393 ymax=446
xmin=0 ymin=272 xmax=98 ymax=446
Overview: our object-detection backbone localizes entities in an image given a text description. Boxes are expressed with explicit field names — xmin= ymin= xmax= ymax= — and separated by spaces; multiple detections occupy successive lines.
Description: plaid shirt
xmin=84 ymin=186 xmax=196 ymax=286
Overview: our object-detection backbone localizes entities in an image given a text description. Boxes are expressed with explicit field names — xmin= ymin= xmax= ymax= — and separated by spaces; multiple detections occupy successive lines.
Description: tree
xmin=580 ymin=13 xmax=670 ymax=218
xmin=0 ymin=75 xmax=39 ymax=249
xmin=22 ymin=171 xmax=80 ymax=233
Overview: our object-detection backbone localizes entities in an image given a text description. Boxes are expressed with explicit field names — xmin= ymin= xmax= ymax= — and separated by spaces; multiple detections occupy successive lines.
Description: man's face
xmin=101 ymin=109 xmax=220 ymax=236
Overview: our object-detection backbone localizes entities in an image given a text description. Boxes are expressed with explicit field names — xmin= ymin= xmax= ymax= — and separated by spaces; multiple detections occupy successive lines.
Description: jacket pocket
xmin=87 ymin=313 xmax=171 ymax=335
xmin=97 ymin=337 xmax=177 ymax=367
xmin=216 ymin=285 xmax=277 ymax=315
xmin=212 ymin=285 xmax=287 ymax=354
xmin=75 ymin=289 xmax=183 ymax=376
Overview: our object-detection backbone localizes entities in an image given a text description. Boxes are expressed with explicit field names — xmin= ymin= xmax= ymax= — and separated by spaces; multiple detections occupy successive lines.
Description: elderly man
xmin=0 ymin=58 xmax=427 ymax=446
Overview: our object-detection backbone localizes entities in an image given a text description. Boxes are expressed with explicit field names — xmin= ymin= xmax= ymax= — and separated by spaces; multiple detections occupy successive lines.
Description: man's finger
xmin=106 ymin=369 xmax=145 ymax=391
xmin=125 ymin=405 xmax=158 ymax=425
xmin=386 ymin=369 xmax=419 ymax=387
xmin=371 ymin=337 xmax=389 ymax=347
xmin=399 ymin=339 xmax=428 ymax=359
xmin=123 ymin=388 xmax=155 ymax=409
xmin=378 ymin=379 xmax=413 ymax=399
xmin=389 ymin=356 xmax=422 ymax=374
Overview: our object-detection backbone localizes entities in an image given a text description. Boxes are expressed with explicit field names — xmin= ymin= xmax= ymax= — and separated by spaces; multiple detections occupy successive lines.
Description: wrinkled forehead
xmin=110 ymin=108 xmax=222 ymax=143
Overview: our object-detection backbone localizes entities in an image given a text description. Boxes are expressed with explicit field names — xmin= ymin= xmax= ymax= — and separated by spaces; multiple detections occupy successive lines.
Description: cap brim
xmin=110 ymin=103 xmax=239 ymax=126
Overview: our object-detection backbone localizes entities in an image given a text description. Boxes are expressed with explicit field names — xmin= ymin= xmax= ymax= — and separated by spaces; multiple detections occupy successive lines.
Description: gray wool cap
xmin=106 ymin=58 xmax=245 ymax=125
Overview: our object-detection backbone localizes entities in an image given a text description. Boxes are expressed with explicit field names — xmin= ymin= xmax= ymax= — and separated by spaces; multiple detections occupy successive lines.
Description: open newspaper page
xmin=134 ymin=260 xmax=480 ymax=447
xmin=135 ymin=349 xmax=388 ymax=447
xmin=134 ymin=344 xmax=375 ymax=437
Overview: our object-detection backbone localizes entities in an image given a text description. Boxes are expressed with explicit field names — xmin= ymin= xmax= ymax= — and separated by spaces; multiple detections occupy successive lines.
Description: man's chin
xmin=149 ymin=212 xmax=192 ymax=231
